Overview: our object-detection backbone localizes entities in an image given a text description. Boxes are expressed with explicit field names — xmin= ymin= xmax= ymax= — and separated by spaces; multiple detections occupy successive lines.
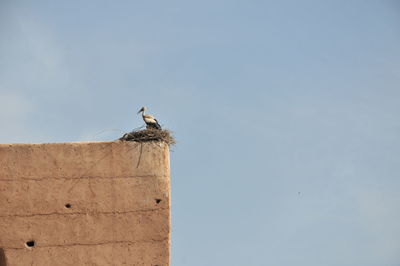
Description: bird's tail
xmin=154 ymin=119 xmax=162 ymax=130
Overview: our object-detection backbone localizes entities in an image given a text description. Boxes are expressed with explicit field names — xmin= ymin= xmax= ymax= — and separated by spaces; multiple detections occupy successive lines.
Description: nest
xmin=119 ymin=129 xmax=176 ymax=146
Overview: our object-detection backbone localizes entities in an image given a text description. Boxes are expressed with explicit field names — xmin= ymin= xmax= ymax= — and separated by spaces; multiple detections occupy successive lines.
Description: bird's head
xmin=137 ymin=106 xmax=146 ymax=114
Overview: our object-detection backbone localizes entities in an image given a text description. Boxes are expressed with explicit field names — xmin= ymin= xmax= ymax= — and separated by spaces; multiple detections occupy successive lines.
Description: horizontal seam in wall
xmin=2 ymin=237 xmax=169 ymax=250
xmin=0 ymin=174 xmax=166 ymax=182
xmin=0 ymin=207 xmax=168 ymax=218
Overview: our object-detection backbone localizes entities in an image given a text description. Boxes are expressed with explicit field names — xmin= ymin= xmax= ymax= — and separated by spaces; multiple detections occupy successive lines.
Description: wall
xmin=0 ymin=141 xmax=170 ymax=266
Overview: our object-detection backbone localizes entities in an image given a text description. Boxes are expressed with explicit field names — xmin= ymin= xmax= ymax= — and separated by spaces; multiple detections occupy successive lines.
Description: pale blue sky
xmin=1 ymin=1 xmax=400 ymax=265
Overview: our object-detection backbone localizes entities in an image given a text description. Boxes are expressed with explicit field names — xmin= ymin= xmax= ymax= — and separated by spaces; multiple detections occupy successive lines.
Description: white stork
xmin=137 ymin=106 xmax=162 ymax=130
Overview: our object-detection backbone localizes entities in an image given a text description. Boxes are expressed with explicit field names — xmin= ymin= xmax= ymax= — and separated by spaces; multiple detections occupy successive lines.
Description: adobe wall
xmin=0 ymin=141 xmax=170 ymax=266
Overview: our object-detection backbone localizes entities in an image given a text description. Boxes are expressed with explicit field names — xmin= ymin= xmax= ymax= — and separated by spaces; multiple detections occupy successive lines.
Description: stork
xmin=137 ymin=106 xmax=162 ymax=130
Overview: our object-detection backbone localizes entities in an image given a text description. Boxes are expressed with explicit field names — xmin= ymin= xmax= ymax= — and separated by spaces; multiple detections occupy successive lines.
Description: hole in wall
xmin=155 ymin=199 xmax=162 ymax=204
xmin=25 ymin=241 xmax=35 ymax=248
xmin=65 ymin=203 xmax=72 ymax=209
xmin=0 ymin=248 xmax=6 ymax=266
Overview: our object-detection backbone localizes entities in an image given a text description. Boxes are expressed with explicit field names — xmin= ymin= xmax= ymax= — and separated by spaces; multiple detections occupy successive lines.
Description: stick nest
xmin=119 ymin=129 xmax=176 ymax=146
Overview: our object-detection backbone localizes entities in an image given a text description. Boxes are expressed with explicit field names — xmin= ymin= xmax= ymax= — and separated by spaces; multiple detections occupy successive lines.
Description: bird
xmin=137 ymin=106 xmax=162 ymax=130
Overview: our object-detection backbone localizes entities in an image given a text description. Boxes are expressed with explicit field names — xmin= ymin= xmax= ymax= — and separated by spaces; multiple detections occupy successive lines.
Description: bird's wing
xmin=144 ymin=115 xmax=157 ymax=124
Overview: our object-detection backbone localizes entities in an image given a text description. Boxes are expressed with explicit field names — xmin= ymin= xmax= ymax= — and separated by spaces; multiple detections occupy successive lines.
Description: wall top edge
xmin=0 ymin=141 xmax=168 ymax=147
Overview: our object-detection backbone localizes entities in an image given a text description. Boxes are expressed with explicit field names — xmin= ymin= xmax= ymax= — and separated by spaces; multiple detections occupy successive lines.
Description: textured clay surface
xmin=0 ymin=141 xmax=170 ymax=266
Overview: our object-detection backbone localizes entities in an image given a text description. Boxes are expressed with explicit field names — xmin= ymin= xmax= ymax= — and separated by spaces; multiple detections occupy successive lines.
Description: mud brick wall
xmin=0 ymin=141 xmax=170 ymax=266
